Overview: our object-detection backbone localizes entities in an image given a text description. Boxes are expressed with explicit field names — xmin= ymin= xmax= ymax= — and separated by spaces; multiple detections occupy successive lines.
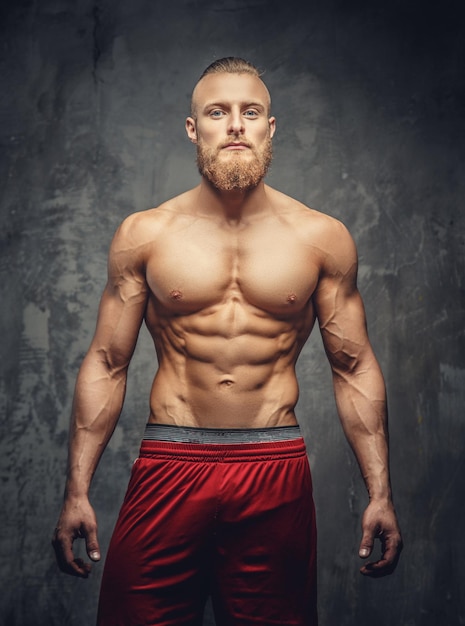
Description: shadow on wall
xmin=0 ymin=0 xmax=464 ymax=624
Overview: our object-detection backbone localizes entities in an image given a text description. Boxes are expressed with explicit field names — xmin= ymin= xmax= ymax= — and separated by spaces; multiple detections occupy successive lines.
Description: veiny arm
xmin=313 ymin=219 xmax=402 ymax=577
xmin=52 ymin=215 xmax=149 ymax=577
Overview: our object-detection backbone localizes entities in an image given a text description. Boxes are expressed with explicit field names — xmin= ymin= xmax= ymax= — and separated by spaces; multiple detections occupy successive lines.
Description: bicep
xmin=87 ymin=221 xmax=149 ymax=371
xmin=313 ymin=227 xmax=372 ymax=374
xmin=315 ymin=281 xmax=371 ymax=373
xmin=89 ymin=280 xmax=148 ymax=370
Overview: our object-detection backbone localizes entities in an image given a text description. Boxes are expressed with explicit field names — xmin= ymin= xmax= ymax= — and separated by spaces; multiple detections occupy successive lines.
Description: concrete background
xmin=1 ymin=0 xmax=464 ymax=624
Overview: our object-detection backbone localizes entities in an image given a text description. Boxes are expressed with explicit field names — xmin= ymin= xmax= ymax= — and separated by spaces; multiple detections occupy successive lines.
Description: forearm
xmin=65 ymin=353 xmax=128 ymax=499
xmin=332 ymin=359 xmax=392 ymax=501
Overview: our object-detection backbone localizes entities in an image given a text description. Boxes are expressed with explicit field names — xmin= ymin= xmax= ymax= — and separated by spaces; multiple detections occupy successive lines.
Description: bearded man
xmin=53 ymin=57 xmax=402 ymax=626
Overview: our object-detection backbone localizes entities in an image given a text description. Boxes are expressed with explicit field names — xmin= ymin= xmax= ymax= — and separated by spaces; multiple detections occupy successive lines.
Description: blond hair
xmin=199 ymin=57 xmax=262 ymax=80
xmin=191 ymin=57 xmax=269 ymax=117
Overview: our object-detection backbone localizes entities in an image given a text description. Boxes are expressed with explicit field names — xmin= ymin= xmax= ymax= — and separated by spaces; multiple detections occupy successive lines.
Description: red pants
xmin=97 ymin=435 xmax=317 ymax=625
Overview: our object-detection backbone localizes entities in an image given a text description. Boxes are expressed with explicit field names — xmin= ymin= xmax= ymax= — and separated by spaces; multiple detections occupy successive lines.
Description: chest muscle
xmin=146 ymin=222 xmax=319 ymax=316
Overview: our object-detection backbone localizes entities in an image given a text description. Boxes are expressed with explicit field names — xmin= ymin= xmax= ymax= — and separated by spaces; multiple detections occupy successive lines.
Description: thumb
xmin=359 ymin=530 xmax=374 ymax=559
xmin=85 ymin=528 xmax=101 ymax=562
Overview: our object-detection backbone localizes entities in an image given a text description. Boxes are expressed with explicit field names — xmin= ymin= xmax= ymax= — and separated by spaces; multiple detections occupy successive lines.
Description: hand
xmin=358 ymin=498 xmax=403 ymax=577
xmin=52 ymin=497 xmax=101 ymax=578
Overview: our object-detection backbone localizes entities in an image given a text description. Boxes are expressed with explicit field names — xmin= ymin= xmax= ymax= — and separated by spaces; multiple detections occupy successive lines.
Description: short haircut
xmin=198 ymin=57 xmax=262 ymax=80
xmin=191 ymin=57 xmax=269 ymax=117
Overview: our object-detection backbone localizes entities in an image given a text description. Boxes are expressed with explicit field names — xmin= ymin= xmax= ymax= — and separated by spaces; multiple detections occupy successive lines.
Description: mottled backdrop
xmin=1 ymin=0 xmax=464 ymax=624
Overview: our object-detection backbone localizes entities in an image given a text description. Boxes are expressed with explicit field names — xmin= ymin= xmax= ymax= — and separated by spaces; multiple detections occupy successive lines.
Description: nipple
xmin=170 ymin=289 xmax=183 ymax=301
xmin=287 ymin=293 xmax=298 ymax=304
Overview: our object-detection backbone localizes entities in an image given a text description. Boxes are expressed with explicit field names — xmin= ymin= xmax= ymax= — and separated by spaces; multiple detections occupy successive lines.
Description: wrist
xmin=367 ymin=484 xmax=393 ymax=502
xmin=365 ymin=471 xmax=392 ymax=502
xmin=64 ymin=483 xmax=90 ymax=501
xmin=367 ymin=492 xmax=394 ymax=508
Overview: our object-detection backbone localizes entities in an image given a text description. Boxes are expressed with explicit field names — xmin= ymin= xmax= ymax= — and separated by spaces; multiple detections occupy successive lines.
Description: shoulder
xmin=106 ymin=192 xmax=194 ymax=277
xmin=266 ymin=186 xmax=357 ymax=265
xmin=111 ymin=190 xmax=195 ymax=251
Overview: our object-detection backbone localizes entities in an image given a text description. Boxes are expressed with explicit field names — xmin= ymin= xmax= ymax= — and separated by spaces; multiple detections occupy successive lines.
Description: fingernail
xmin=360 ymin=548 xmax=369 ymax=558
xmin=90 ymin=551 xmax=100 ymax=560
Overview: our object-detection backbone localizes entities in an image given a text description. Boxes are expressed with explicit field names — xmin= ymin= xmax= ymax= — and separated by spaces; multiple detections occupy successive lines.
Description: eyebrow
xmin=202 ymin=101 xmax=267 ymax=113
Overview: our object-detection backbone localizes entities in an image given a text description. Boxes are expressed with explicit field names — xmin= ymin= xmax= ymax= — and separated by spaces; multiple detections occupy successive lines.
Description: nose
xmin=227 ymin=109 xmax=244 ymax=135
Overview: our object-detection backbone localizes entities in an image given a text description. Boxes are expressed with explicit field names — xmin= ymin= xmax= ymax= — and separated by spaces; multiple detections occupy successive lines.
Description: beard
xmin=196 ymin=135 xmax=273 ymax=191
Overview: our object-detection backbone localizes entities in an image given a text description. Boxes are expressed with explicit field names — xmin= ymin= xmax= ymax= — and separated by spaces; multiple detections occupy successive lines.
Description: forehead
xmin=192 ymin=72 xmax=271 ymax=112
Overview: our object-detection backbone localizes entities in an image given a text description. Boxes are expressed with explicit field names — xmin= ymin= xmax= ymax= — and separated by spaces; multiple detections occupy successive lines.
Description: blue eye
xmin=210 ymin=110 xmax=224 ymax=117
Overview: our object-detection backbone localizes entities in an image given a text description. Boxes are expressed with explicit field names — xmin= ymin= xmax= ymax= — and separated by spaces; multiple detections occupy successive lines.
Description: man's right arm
xmin=52 ymin=215 xmax=149 ymax=577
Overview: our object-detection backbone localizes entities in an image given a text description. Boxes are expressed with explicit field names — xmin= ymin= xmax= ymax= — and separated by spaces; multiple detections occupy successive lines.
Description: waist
xmin=150 ymin=365 xmax=300 ymax=426
xmin=143 ymin=423 xmax=302 ymax=444
xmin=139 ymin=424 xmax=306 ymax=461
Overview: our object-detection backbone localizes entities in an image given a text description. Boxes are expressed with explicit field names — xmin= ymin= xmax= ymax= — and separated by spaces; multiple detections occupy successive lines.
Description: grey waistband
xmin=143 ymin=423 xmax=302 ymax=444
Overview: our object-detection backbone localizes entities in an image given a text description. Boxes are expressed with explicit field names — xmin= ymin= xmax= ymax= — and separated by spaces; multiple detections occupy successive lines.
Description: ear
xmin=268 ymin=116 xmax=276 ymax=139
xmin=185 ymin=117 xmax=198 ymax=143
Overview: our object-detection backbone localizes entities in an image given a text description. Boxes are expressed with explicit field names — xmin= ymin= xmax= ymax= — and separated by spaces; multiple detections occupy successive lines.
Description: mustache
xmin=218 ymin=137 xmax=253 ymax=149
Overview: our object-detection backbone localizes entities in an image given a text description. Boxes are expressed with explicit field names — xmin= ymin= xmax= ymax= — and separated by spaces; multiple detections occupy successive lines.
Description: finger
xmin=84 ymin=527 xmax=101 ymax=562
xmin=360 ymin=535 xmax=403 ymax=577
xmin=53 ymin=541 xmax=91 ymax=577
xmin=52 ymin=531 xmax=92 ymax=578
xmin=71 ymin=558 xmax=92 ymax=577
xmin=360 ymin=556 xmax=395 ymax=577
xmin=358 ymin=529 xmax=375 ymax=559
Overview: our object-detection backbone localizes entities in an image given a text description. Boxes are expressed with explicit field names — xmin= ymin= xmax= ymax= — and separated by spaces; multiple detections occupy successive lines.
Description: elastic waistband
xmin=143 ymin=423 xmax=302 ymax=444
xmin=140 ymin=425 xmax=306 ymax=462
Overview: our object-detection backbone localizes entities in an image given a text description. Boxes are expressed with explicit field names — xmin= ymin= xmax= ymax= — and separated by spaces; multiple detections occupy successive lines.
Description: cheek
xmin=196 ymin=122 xmax=224 ymax=143
xmin=201 ymin=131 xmax=218 ymax=144
xmin=251 ymin=121 xmax=272 ymax=139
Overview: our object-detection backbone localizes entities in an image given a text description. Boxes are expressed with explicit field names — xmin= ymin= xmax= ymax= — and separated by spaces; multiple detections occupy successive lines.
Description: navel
xmin=218 ymin=378 xmax=235 ymax=389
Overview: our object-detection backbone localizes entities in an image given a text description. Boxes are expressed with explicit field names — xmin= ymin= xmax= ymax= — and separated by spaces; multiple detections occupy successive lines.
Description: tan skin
xmin=53 ymin=72 xmax=402 ymax=580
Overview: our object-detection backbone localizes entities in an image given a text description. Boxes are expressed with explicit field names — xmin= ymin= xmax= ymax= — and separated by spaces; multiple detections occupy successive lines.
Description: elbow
xmin=325 ymin=332 xmax=378 ymax=377
xmin=328 ymin=346 xmax=365 ymax=377
xmin=95 ymin=347 xmax=129 ymax=380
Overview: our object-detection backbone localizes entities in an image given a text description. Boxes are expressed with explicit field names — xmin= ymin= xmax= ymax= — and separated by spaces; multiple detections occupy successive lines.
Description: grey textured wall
xmin=1 ymin=0 xmax=464 ymax=624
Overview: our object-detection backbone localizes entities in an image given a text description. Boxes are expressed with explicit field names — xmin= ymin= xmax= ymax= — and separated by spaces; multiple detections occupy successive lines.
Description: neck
xmin=197 ymin=176 xmax=268 ymax=223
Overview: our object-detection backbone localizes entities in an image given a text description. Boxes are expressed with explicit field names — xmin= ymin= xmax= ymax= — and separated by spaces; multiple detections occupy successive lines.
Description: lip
xmin=223 ymin=143 xmax=250 ymax=150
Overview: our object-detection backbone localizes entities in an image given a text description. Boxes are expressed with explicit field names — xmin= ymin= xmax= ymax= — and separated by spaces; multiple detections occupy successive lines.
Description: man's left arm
xmin=312 ymin=219 xmax=403 ymax=577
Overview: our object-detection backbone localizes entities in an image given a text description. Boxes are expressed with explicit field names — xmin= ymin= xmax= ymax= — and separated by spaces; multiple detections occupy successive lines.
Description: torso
xmin=138 ymin=185 xmax=331 ymax=428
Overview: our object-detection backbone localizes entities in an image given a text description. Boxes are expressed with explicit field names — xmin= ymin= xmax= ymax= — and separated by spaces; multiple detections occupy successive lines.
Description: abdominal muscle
xmin=146 ymin=304 xmax=308 ymax=429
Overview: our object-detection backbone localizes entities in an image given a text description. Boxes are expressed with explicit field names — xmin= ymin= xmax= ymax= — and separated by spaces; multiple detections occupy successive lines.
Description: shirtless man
xmin=53 ymin=57 xmax=402 ymax=625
